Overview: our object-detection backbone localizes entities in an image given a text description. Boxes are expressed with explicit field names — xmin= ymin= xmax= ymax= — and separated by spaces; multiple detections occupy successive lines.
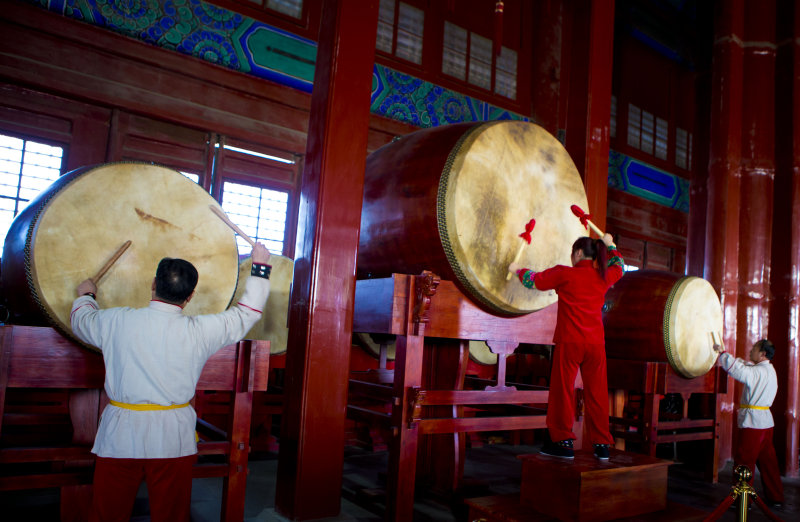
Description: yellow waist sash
xmin=109 ymin=399 xmax=190 ymax=411
xmin=740 ymin=404 xmax=769 ymax=410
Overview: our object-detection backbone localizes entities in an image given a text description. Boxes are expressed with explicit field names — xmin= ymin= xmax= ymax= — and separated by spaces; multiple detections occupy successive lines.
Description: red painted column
xmin=771 ymin=0 xmax=800 ymax=478
xmin=531 ymin=0 xmax=566 ymax=136
xmin=787 ymin=0 xmax=800 ymax=478
xmin=564 ymin=0 xmax=615 ymax=230
xmin=704 ymin=0 xmax=744 ymax=468
xmin=275 ymin=0 xmax=379 ymax=519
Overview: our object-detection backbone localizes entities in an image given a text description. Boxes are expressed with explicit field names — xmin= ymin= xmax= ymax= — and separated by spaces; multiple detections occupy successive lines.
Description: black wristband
xmin=83 ymin=292 xmax=96 ymax=299
xmin=251 ymin=263 xmax=272 ymax=279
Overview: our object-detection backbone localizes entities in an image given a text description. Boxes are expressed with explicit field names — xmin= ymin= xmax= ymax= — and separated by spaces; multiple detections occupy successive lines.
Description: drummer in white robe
xmin=70 ymin=242 xmax=271 ymax=522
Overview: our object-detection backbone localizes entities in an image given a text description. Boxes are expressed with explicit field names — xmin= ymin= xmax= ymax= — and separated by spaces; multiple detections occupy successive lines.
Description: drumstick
xmin=570 ymin=204 xmax=604 ymax=238
xmin=209 ymin=205 xmax=256 ymax=247
xmin=506 ymin=218 xmax=536 ymax=281
xmin=90 ymin=240 xmax=132 ymax=284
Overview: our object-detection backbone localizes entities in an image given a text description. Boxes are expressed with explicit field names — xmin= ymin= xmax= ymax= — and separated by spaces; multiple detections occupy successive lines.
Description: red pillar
xmin=275 ymin=0 xmax=379 ymax=519
xmin=704 ymin=0 xmax=744 ymax=468
xmin=564 ymin=0 xmax=615 ymax=230
xmin=771 ymin=0 xmax=800 ymax=478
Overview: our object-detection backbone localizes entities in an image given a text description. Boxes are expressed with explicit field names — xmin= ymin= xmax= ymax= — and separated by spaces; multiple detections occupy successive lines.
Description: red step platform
xmin=516 ymin=449 xmax=674 ymax=521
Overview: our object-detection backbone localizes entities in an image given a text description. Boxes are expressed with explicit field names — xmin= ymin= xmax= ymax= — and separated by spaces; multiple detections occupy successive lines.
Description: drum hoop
xmin=436 ymin=121 xmax=506 ymax=314
xmin=663 ymin=275 xmax=694 ymax=378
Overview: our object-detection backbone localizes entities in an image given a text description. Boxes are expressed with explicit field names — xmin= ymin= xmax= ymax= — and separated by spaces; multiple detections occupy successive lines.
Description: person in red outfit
xmin=509 ymin=233 xmax=624 ymax=460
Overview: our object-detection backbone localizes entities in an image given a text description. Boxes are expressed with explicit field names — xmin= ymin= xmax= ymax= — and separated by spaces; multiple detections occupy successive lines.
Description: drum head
xmin=353 ymin=332 xmax=397 ymax=360
xmin=468 ymin=340 xmax=498 ymax=365
xmin=30 ymin=163 xmax=239 ymax=348
xmin=665 ymin=276 xmax=722 ymax=378
xmin=437 ymin=122 xmax=589 ymax=314
xmin=231 ymin=255 xmax=293 ymax=354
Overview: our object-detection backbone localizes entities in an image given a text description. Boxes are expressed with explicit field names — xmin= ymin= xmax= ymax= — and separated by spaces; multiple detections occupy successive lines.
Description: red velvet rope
xmin=701 ymin=494 xmax=735 ymax=522
xmin=752 ymin=495 xmax=785 ymax=521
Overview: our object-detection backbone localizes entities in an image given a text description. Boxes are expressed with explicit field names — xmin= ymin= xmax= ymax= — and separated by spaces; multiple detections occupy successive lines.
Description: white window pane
xmin=376 ymin=0 xmax=395 ymax=52
xmin=181 ymin=172 xmax=200 ymax=184
xmin=0 ymin=134 xmax=64 ymax=251
xmin=675 ymin=127 xmax=688 ymax=170
xmin=495 ymin=70 xmax=516 ymax=99
xmin=468 ymin=33 xmax=491 ymax=90
xmin=628 ymin=104 xmax=641 ymax=149
xmin=655 ymin=117 xmax=668 ymax=160
xmin=266 ymin=0 xmax=303 ymax=18
xmin=688 ymin=132 xmax=693 ymax=170
xmin=396 ymin=3 xmax=423 ymax=64
xmin=641 ymin=111 xmax=654 ymax=155
xmin=221 ymin=180 xmax=289 ymax=255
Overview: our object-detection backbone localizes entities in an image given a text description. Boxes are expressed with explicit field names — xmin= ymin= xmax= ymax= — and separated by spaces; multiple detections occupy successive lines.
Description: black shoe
xmin=540 ymin=439 xmax=574 ymax=459
xmin=593 ymin=444 xmax=610 ymax=460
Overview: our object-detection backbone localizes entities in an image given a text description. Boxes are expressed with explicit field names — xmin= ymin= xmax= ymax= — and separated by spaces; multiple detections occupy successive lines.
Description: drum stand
xmin=349 ymin=271 xmax=576 ymax=521
xmin=607 ymin=359 xmax=727 ymax=482
xmin=0 ymin=325 xmax=269 ymax=521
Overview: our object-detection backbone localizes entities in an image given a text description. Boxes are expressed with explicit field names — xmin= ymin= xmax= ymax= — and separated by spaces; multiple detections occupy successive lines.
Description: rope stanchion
xmin=703 ymin=466 xmax=785 ymax=522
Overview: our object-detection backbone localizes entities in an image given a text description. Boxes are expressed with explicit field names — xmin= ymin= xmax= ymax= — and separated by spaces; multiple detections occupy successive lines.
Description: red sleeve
xmin=531 ymin=265 xmax=568 ymax=291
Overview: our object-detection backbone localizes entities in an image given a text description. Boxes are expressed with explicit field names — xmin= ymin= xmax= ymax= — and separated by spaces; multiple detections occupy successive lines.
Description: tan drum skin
xmin=603 ymin=270 xmax=723 ymax=378
xmin=1 ymin=163 xmax=240 ymax=351
xmin=230 ymin=255 xmax=293 ymax=355
xmin=358 ymin=121 xmax=590 ymax=316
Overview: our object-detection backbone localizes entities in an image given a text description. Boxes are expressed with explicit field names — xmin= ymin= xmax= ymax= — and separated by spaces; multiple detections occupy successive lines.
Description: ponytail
xmin=571 ymin=237 xmax=608 ymax=279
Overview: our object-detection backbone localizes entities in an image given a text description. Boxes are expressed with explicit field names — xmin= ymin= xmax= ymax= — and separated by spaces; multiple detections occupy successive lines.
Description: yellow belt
xmin=740 ymin=404 xmax=769 ymax=410
xmin=110 ymin=399 xmax=190 ymax=411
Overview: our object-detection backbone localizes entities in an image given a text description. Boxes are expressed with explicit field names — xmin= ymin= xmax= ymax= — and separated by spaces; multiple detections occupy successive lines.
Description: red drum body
xmin=603 ymin=270 xmax=723 ymax=378
xmin=358 ymin=121 xmax=589 ymax=315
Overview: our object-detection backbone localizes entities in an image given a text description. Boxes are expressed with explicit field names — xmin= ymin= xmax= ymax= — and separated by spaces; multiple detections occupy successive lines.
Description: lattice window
xmin=640 ymin=110 xmax=654 ymax=155
xmin=0 ymin=134 xmax=63 ymax=249
xmin=376 ymin=0 xmax=424 ymax=65
xmin=676 ymin=127 xmax=688 ymax=169
xmin=221 ymin=181 xmax=289 ymax=254
xmin=442 ymin=21 xmax=467 ymax=80
xmin=627 ymin=104 xmax=641 ymax=149
xmin=495 ymin=46 xmax=517 ymax=99
xmin=655 ymin=117 xmax=668 ymax=160
xmin=266 ymin=0 xmax=303 ymax=19
xmin=468 ymin=33 xmax=492 ymax=90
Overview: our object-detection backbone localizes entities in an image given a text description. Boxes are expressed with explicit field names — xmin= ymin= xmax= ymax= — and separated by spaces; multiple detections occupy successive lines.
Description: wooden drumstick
xmin=209 ymin=205 xmax=256 ymax=247
xmin=91 ymin=240 xmax=132 ymax=284
xmin=506 ymin=218 xmax=536 ymax=281
xmin=570 ymin=204 xmax=604 ymax=238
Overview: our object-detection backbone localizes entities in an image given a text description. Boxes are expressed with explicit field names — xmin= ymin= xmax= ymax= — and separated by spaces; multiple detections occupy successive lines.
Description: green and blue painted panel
xmin=608 ymin=150 xmax=690 ymax=212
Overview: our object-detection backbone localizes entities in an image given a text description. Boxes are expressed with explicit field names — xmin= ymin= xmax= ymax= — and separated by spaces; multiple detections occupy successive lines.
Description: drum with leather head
xmin=358 ymin=121 xmax=589 ymax=316
xmin=602 ymin=270 xmax=722 ymax=378
xmin=230 ymin=255 xmax=293 ymax=354
xmin=1 ymin=162 xmax=240 ymax=351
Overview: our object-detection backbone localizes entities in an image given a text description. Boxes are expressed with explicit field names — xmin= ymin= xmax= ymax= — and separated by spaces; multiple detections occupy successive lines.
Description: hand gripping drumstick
xmin=570 ymin=204 xmax=604 ymax=238
xmin=506 ymin=218 xmax=536 ymax=281
xmin=209 ymin=205 xmax=256 ymax=247
xmin=90 ymin=240 xmax=132 ymax=284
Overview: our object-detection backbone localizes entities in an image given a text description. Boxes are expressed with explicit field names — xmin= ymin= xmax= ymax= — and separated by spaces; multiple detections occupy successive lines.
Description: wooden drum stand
xmin=349 ymin=271 xmax=577 ymax=521
xmin=0 ymin=325 xmax=269 ymax=521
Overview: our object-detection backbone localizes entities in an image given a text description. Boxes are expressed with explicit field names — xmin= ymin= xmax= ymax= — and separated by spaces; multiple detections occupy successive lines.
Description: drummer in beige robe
xmin=70 ymin=242 xmax=271 ymax=522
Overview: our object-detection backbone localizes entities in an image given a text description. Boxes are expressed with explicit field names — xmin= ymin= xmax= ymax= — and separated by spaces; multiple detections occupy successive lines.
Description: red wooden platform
xmin=519 ymin=450 xmax=672 ymax=521
xmin=0 ymin=325 xmax=269 ymax=522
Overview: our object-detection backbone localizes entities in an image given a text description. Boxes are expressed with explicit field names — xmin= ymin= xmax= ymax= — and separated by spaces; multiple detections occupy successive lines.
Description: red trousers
xmin=547 ymin=342 xmax=614 ymax=445
xmin=734 ymin=427 xmax=785 ymax=503
xmin=90 ymin=455 xmax=196 ymax=522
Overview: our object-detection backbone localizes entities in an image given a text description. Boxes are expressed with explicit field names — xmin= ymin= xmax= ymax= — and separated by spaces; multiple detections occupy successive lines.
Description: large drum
xmin=602 ymin=270 xmax=723 ymax=378
xmin=358 ymin=121 xmax=590 ymax=315
xmin=1 ymin=162 xmax=240 ymax=350
xmin=230 ymin=255 xmax=293 ymax=354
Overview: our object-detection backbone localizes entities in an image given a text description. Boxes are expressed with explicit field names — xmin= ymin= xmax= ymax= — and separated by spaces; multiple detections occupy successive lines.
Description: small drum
xmin=358 ymin=121 xmax=589 ymax=315
xmin=1 ymin=163 xmax=240 ymax=351
xmin=230 ymin=255 xmax=293 ymax=355
xmin=603 ymin=270 xmax=723 ymax=378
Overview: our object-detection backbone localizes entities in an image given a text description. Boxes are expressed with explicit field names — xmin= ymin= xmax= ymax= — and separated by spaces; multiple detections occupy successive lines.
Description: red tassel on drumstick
xmin=506 ymin=218 xmax=535 ymax=281
xmin=570 ymin=204 xmax=605 ymax=238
